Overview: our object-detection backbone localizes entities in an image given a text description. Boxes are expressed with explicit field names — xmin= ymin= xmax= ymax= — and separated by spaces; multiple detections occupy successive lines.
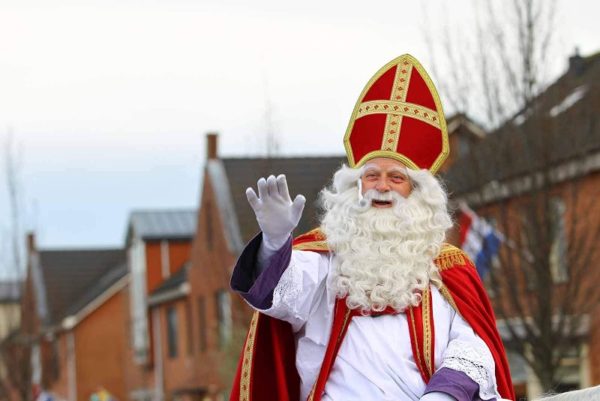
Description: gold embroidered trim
xmin=422 ymin=286 xmax=433 ymax=377
xmin=434 ymin=250 xmax=467 ymax=271
xmin=305 ymin=227 xmax=326 ymax=240
xmin=308 ymin=384 xmax=315 ymax=399
xmin=239 ymin=312 xmax=259 ymax=401
xmin=360 ymin=100 xmax=441 ymax=130
xmin=438 ymin=284 xmax=459 ymax=312
xmin=393 ymin=61 xmax=411 ymax=102
xmin=381 ymin=114 xmax=402 ymax=151
xmin=293 ymin=241 xmax=329 ymax=251
xmin=380 ymin=63 xmax=411 ymax=152
xmin=354 ymin=150 xmax=420 ymax=169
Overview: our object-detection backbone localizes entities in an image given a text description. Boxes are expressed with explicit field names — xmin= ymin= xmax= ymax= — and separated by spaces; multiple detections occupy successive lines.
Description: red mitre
xmin=344 ymin=54 xmax=449 ymax=173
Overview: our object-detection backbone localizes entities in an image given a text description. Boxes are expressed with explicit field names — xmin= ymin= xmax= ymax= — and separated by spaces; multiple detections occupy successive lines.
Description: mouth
xmin=371 ymin=200 xmax=393 ymax=208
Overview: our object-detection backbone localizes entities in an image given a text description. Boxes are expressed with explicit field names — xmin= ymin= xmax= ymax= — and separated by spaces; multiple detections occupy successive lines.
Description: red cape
xmin=230 ymin=229 xmax=515 ymax=401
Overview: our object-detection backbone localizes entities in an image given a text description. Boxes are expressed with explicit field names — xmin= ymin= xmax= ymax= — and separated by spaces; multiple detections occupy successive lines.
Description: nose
xmin=375 ymin=179 xmax=390 ymax=192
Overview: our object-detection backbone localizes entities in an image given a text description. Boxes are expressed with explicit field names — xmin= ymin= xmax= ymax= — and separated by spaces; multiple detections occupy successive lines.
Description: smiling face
xmin=360 ymin=158 xmax=413 ymax=208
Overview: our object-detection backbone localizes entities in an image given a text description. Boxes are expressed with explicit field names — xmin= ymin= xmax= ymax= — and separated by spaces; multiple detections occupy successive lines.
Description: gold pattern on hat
xmin=380 ymin=62 xmax=412 ymax=151
xmin=356 ymin=100 xmax=440 ymax=129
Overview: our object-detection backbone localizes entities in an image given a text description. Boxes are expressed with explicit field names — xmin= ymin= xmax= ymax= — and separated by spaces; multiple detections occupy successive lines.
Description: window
xmin=215 ymin=290 xmax=232 ymax=349
xmin=555 ymin=344 xmax=583 ymax=391
xmin=166 ymin=306 xmax=178 ymax=358
xmin=198 ymin=297 xmax=207 ymax=352
xmin=458 ymin=136 xmax=471 ymax=158
xmin=160 ymin=240 xmax=170 ymax=279
xmin=550 ymin=197 xmax=568 ymax=283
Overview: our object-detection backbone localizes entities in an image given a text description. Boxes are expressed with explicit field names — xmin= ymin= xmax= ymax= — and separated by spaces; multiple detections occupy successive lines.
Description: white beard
xmin=320 ymin=170 xmax=452 ymax=313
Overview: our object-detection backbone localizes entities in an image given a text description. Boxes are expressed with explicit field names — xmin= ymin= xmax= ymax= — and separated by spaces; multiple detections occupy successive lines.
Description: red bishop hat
xmin=344 ymin=54 xmax=449 ymax=174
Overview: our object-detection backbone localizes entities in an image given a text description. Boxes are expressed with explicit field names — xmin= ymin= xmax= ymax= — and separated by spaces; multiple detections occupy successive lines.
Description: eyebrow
xmin=362 ymin=164 xmax=407 ymax=174
xmin=362 ymin=164 xmax=381 ymax=172
xmin=388 ymin=167 xmax=408 ymax=175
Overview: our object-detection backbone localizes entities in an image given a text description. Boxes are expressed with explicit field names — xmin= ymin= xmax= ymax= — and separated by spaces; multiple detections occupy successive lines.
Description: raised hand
xmin=246 ymin=174 xmax=306 ymax=250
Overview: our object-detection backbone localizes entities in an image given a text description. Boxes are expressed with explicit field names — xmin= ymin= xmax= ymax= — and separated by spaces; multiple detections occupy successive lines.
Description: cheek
xmin=396 ymin=183 xmax=412 ymax=198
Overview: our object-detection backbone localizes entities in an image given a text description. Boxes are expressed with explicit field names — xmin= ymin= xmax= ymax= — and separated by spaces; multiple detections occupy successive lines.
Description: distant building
xmin=0 ymin=279 xmax=22 ymax=398
xmin=123 ymin=209 xmax=197 ymax=401
xmin=0 ymin=280 xmax=21 ymax=339
xmin=21 ymin=234 xmax=126 ymax=401
xmin=20 ymin=209 xmax=196 ymax=401
xmin=444 ymin=51 xmax=600 ymax=398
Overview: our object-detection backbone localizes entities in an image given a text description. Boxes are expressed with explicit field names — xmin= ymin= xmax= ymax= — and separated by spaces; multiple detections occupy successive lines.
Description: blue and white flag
xmin=459 ymin=203 xmax=503 ymax=278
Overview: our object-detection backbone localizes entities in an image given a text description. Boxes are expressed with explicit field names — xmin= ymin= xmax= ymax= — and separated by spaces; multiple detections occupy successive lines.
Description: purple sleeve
xmin=230 ymin=233 xmax=293 ymax=309
xmin=424 ymin=367 xmax=494 ymax=401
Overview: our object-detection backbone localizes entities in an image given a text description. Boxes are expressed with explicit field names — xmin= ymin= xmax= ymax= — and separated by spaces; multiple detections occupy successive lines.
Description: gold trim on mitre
xmin=343 ymin=54 xmax=449 ymax=174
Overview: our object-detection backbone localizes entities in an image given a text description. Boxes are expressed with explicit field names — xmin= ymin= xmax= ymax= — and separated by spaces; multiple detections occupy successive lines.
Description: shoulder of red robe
xmin=292 ymin=228 xmax=329 ymax=251
xmin=434 ymin=243 xmax=474 ymax=272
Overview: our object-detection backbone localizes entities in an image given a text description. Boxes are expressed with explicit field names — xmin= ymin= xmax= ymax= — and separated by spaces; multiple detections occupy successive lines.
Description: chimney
xmin=27 ymin=232 xmax=36 ymax=253
xmin=206 ymin=132 xmax=218 ymax=160
xmin=568 ymin=47 xmax=584 ymax=76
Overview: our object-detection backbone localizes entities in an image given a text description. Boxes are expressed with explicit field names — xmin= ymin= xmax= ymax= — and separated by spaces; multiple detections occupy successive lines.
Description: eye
xmin=364 ymin=172 xmax=378 ymax=180
xmin=390 ymin=174 xmax=407 ymax=183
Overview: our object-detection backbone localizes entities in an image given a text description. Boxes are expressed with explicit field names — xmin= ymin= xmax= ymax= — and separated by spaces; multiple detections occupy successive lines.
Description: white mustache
xmin=358 ymin=189 xmax=403 ymax=208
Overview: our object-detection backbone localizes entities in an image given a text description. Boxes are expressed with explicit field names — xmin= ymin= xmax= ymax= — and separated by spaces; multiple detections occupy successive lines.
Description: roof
xmin=444 ymin=52 xmax=600 ymax=199
xmin=446 ymin=113 xmax=486 ymax=139
xmin=151 ymin=262 xmax=189 ymax=297
xmin=0 ymin=281 xmax=21 ymax=302
xmin=39 ymin=248 xmax=125 ymax=325
xmin=127 ymin=209 xmax=197 ymax=242
xmin=63 ymin=261 xmax=128 ymax=319
xmin=220 ymin=156 xmax=346 ymax=246
xmin=148 ymin=262 xmax=190 ymax=306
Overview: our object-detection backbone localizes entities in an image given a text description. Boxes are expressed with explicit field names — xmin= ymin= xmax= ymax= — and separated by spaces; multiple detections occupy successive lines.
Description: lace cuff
xmin=440 ymin=339 xmax=498 ymax=400
xmin=272 ymin=258 xmax=302 ymax=313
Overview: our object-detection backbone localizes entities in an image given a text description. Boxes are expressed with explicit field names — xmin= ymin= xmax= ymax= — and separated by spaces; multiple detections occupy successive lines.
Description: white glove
xmin=420 ymin=392 xmax=456 ymax=401
xmin=246 ymin=174 xmax=306 ymax=251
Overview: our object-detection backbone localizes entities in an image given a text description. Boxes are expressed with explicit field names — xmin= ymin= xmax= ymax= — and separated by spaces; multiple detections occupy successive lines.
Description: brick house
xmin=0 ymin=280 xmax=22 ymax=400
xmin=117 ymin=210 xmax=196 ymax=401
xmin=444 ymin=51 xmax=600 ymax=398
xmin=19 ymin=210 xmax=196 ymax=401
xmin=22 ymin=233 xmax=126 ymax=401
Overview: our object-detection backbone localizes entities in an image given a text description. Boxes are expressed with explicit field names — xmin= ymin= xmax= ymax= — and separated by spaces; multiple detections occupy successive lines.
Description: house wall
xmin=456 ymin=170 xmax=600 ymax=390
xmin=73 ymin=288 xmax=129 ymax=401
xmin=145 ymin=240 xmax=192 ymax=294
xmin=158 ymin=298 xmax=198 ymax=397
xmin=187 ymin=168 xmax=252 ymax=400
xmin=47 ymin=288 xmax=128 ymax=401
xmin=589 ymin=303 xmax=600 ymax=384
xmin=121 ymin=285 xmax=156 ymax=401
xmin=50 ymin=335 xmax=69 ymax=401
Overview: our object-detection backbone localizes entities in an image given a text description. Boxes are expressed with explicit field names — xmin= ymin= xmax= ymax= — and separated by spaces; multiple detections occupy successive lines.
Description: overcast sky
xmin=0 ymin=0 xmax=598 ymax=262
